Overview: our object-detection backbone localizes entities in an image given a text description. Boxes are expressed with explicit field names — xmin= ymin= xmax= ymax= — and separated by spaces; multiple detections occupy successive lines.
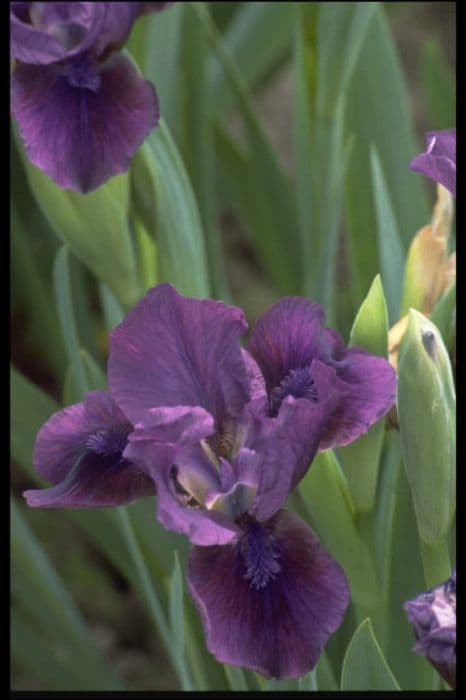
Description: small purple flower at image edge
xmin=410 ymin=129 xmax=456 ymax=198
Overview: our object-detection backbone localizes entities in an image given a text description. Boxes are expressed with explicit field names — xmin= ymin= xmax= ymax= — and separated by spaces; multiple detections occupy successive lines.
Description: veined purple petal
xmin=10 ymin=3 xmax=156 ymax=65
xmin=319 ymin=347 xmax=396 ymax=450
xmin=32 ymin=390 xmax=127 ymax=483
xmin=188 ymin=510 xmax=349 ymax=678
xmin=248 ymin=296 xmax=395 ymax=450
xmin=11 ymin=52 xmax=158 ymax=192
xmin=10 ymin=2 xmax=108 ymax=64
xmin=109 ymin=284 xmax=249 ymax=431
xmin=124 ymin=405 xmax=217 ymax=487
xmin=247 ymin=297 xmax=325 ymax=395
xmin=23 ymin=450 xmax=154 ymax=508
xmin=124 ymin=405 xmax=239 ymax=546
xmin=24 ymin=390 xmax=154 ymax=508
xmin=410 ymin=129 xmax=456 ymax=197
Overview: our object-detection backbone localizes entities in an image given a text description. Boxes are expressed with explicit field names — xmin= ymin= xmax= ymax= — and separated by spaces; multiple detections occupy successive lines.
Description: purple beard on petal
xmin=86 ymin=422 xmax=132 ymax=456
xmin=247 ymin=297 xmax=397 ymax=450
xmin=238 ymin=516 xmax=281 ymax=589
xmin=187 ymin=509 xmax=350 ymax=679
xmin=24 ymin=390 xmax=156 ymax=509
xmin=63 ymin=54 xmax=101 ymax=91
xmin=269 ymin=365 xmax=318 ymax=417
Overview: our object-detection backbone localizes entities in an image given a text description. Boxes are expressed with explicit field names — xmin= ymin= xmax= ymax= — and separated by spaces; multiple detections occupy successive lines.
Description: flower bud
xmin=404 ymin=571 xmax=456 ymax=688
xmin=397 ymin=310 xmax=455 ymax=545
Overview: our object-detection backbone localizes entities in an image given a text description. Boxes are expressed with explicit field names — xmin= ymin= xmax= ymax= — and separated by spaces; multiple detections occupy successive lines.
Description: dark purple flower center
xmin=86 ymin=423 xmax=131 ymax=457
xmin=239 ymin=517 xmax=281 ymax=590
xmin=63 ymin=54 xmax=101 ymax=91
xmin=269 ymin=365 xmax=318 ymax=416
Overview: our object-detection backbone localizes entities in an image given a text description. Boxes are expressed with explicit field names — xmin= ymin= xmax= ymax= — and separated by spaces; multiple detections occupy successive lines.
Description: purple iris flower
xmin=10 ymin=2 xmax=171 ymax=193
xmin=409 ymin=129 xmax=456 ymax=198
xmin=246 ymin=297 xmax=397 ymax=462
xmin=404 ymin=571 xmax=456 ymax=688
xmin=108 ymin=283 xmax=350 ymax=677
xmin=23 ymin=390 xmax=154 ymax=508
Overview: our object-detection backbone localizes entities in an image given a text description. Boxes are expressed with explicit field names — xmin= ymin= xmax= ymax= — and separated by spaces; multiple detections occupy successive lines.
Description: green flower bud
xmin=397 ymin=310 xmax=455 ymax=545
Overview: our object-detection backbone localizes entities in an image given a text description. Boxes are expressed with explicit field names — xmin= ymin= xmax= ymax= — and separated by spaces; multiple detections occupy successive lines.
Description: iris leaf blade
xmin=12 ymin=498 xmax=124 ymax=690
xmin=343 ymin=3 xmax=429 ymax=312
xmin=299 ymin=449 xmax=381 ymax=609
xmin=15 ymin=127 xmax=140 ymax=309
xmin=179 ymin=3 xmax=230 ymax=300
xmin=207 ymin=1 xmax=293 ymax=112
xmin=136 ymin=120 xmax=210 ymax=297
xmin=370 ymin=146 xmax=405 ymax=325
xmin=191 ymin=1 xmax=301 ymax=295
xmin=53 ymin=246 xmax=90 ymax=401
xmin=339 ymin=275 xmax=389 ymax=512
xmin=341 ymin=618 xmax=400 ymax=690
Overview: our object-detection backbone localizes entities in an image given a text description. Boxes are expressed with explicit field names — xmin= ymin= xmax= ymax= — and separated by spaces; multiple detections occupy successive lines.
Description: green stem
xmin=354 ymin=508 xmax=392 ymax=651
xmin=420 ymin=538 xmax=451 ymax=589
xmin=223 ymin=665 xmax=249 ymax=691
xmin=116 ymin=507 xmax=193 ymax=690
xmin=356 ymin=509 xmax=378 ymax=565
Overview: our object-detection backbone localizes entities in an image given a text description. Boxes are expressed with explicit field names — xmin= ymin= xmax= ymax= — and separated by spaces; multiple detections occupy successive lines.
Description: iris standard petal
xmin=187 ymin=510 xmax=349 ymax=678
xmin=109 ymin=284 xmax=249 ymax=429
xmin=124 ymin=405 xmax=239 ymax=546
xmin=124 ymin=405 xmax=217 ymax=487
xmin=25 ymin=390 xmax=154 ymax=508
xmin=252 ymin=394 xmax=340 ymax=521
xmin=11 ymin=51 xmax=158 ymax=192
xmin=247 ymin=297 xmax=325 ymax=395
xmin=410 ymin=129 xmax=456 ymax=198
xmin=318 ymin=348 xmax=396 ymax=450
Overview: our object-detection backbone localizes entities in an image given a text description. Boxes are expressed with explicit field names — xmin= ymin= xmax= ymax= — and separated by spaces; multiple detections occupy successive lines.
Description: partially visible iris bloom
xmin=108 ymin=283 xmax=349 ymax=677
xmin=410 ymin=129 xmax=456 ymax=198
xmin=246 ymin=297 xmax=396 ymax=476
xmin=25 ymin=283 xmax=396 ymax=678
xmin=23 ymin=390 xmax=154 ymax=507
xmin=10 ymin=2 xmax=171 ymax=192
xmin=404 ymin=571 xmax=456 ymax=688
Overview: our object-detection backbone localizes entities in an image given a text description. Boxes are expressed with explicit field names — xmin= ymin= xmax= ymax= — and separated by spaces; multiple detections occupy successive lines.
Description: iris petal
xmin=409 ymin=129 xmax=456 ymax=197
xmin=32 ymin=391 xmax=128 ymax=483
xmin=248 ymin=297 xmax=396 ymax=451
xmin=25 ymin=390 xmax=154 ymax=508
xmin=24 ymin=450 xmax=153 ymax=508
xmin=109 ymin=284 xmax=249 ymax=430
xmin=318 ymin=348 xmax=397 ymax=450
xmin=247 ymin=297 xmax=325 ymax=394
xmin=187 ymin=510 xmax=349 ymax=678
xmin=10 ymin=2 xmax=104 ymax=64
xmin=124 ymin=405 xmax=239 ymax=546
xmin=11 ymin=52 xmax=158 ymax=192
